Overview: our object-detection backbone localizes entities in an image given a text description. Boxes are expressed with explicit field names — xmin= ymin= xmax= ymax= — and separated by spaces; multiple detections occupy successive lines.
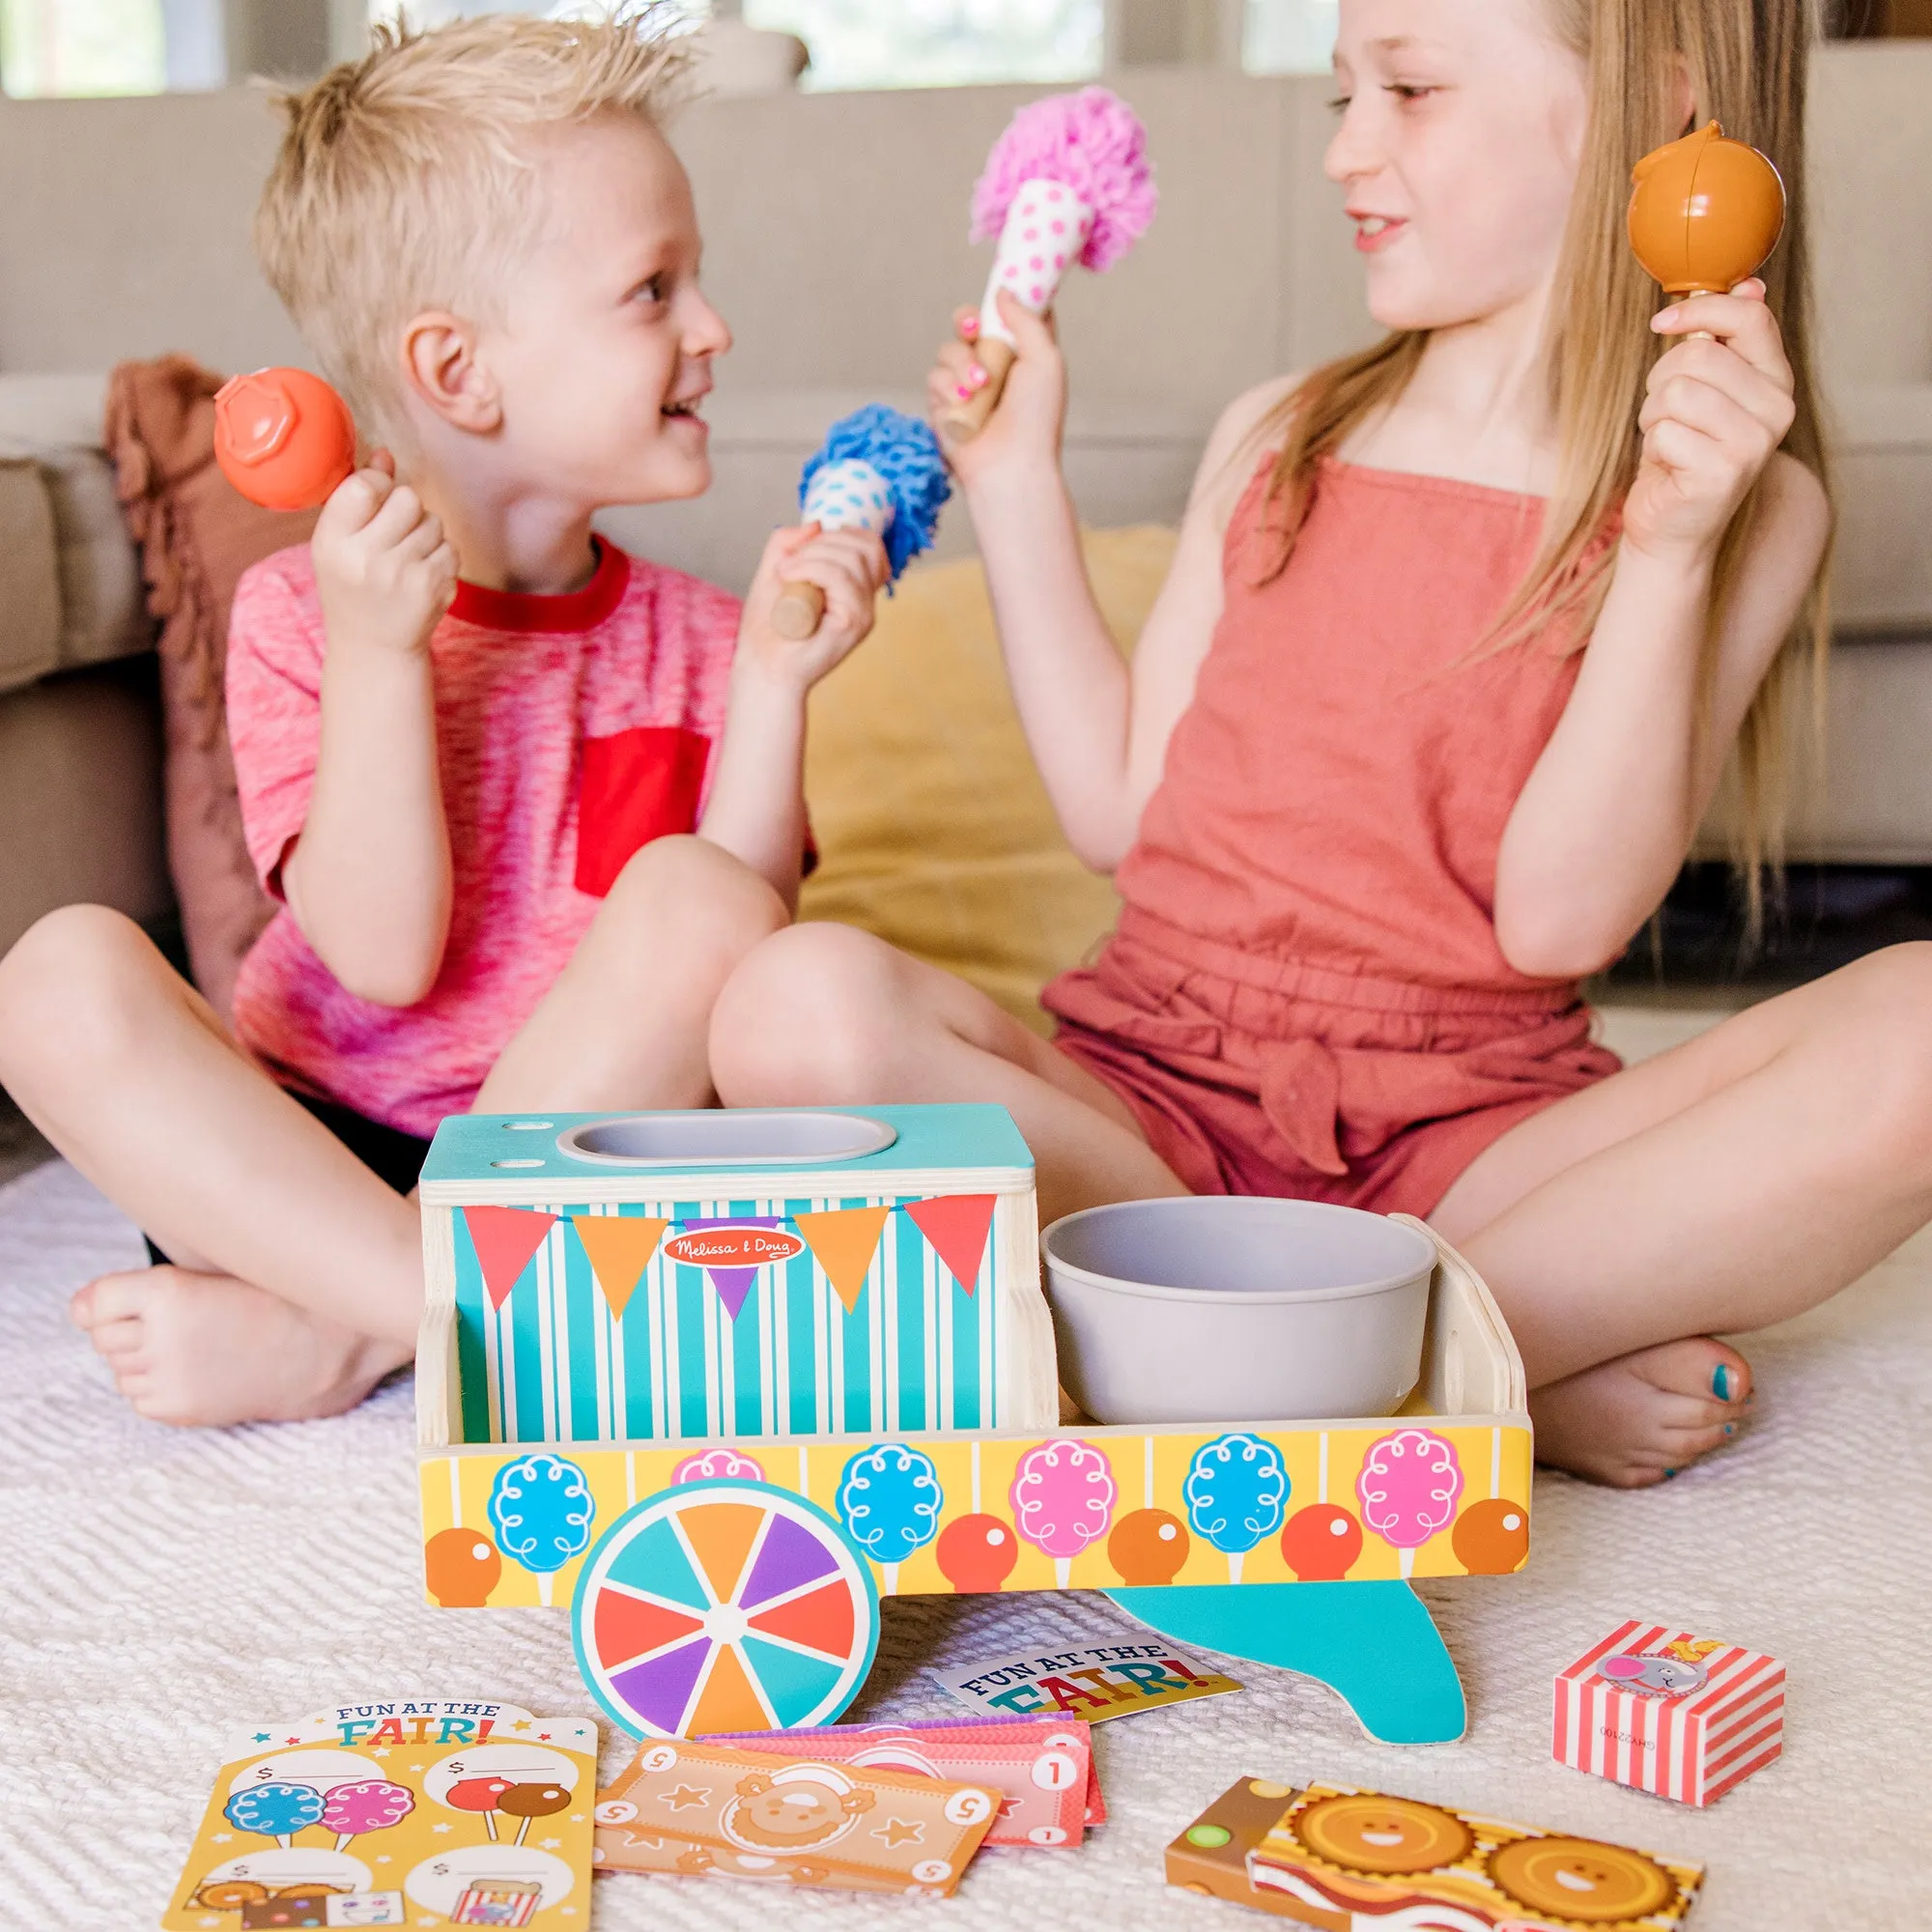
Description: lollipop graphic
xmin=1009 ymin=1439 xmax=1116 ymax=1587
xmin=321 ymin=1778 xmax=413 ymax=1853
xmin=444 ymin=1776 xmax=515 ymax=1841
xmin=498 ymin=1780 xmax=573 ymax=1847
xmin=1356 ymin=1428 xmax=1464 ymax=1577
xmin=224 ymin=1780 xmax=326 ymax=1849
xmin=935 ymin=1513 xmax=1019 ymax=1594
xmin=487 ymin=1452 xmax=595 ymax=1605
xmin=836 ymin=1442 xmax=943 ymax=1593
xmin=774 ymin=406 xmax=952 ymax=639
xmin=1182 ymin=1434 xmax=1289 ymax=1583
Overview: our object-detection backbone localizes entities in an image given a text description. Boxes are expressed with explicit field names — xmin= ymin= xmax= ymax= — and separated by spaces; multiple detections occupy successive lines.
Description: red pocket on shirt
xmin=574 ymin=724 xmax=713 ymax=898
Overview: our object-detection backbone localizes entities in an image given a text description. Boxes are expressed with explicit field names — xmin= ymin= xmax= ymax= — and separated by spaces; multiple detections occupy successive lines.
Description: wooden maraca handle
xmin=935 ymin=337 xmax=1017 ymax=443
xmin=771 ymin=581 xmax=826 ymax=639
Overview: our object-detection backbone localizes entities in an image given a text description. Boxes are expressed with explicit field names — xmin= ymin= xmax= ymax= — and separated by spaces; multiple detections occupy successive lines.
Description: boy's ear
xmin=400 ymin=311 xmax=502 ymax=435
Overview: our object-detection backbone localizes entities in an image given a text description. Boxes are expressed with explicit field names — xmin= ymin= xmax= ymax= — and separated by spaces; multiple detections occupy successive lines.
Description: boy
xmin=0 ymin=13 xmax=886 ymax=1427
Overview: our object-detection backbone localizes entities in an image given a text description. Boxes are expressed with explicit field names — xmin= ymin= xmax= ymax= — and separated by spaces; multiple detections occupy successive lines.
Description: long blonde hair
xmin=1257 ymin=0 xmax=1830 ymax=911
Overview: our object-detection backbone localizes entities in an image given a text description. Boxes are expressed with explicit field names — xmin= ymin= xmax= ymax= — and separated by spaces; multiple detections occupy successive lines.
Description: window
xmin=0 ymin=0 xmax=166 ymax=96
xmin=742 ymin=0 xmax=1102 ymax=93
xmin=1243 ymin=0 xmax=1337 ymax=74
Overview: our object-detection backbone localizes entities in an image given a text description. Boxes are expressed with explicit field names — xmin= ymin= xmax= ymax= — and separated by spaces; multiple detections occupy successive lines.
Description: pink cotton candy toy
xmin=941 ymin=86 xmax=1157 ymax=440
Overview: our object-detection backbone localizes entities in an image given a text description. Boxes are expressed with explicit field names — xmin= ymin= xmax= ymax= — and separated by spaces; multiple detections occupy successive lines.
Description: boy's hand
xmin=738 ymin=523 xmax=889 ymax=690
xmin=311 ymin=451 xmax=459 ymax=658
xmin=1626 ymin=279 xmax=1797 ymax=568
xmin=926 ymin=289 xmax=1066 ymax=492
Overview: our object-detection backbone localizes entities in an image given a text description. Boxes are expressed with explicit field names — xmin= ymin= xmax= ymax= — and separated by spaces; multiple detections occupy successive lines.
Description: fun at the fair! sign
xmin=932 ymin=1639 xmax=1242 ymax=1721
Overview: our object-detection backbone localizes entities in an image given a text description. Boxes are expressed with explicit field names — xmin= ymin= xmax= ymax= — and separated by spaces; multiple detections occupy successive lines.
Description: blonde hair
xmin=1257 ymin=0 xmax=1830 ymax=920
xmin=256 ymin=5 xmax=692 ymax=441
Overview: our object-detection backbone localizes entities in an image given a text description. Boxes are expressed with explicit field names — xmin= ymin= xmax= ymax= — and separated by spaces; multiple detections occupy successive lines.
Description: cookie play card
xmin=162 ymin=1697 xmax=596 ymax=1930
xmin=930 ymin=1637 xmax=1239 ymax=1721
xmin=1244 ymin=1782 xmax=1705 ymax=1932
xmin=593 ymin=1736 xmax=999 ymax=1895
xmin=705 ymin=1716 xmax=1099 ymax=1846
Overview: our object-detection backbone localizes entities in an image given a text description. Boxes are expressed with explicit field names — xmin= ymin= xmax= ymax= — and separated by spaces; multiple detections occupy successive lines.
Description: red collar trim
xmin=449 ymin=536 xmax=631 ymax=634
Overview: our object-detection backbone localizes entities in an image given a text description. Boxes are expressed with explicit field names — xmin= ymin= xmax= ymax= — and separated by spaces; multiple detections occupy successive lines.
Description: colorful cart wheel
xmin=572 ymin=1478 xmax=879 ymax=1740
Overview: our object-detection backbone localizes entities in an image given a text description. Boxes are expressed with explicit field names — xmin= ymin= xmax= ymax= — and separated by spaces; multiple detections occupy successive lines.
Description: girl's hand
xmin=311 ymin=451 xmax=458 ymax=657
xmin=925 ymin=289 xmax=1066 ymax=492
xmin=1625 ymin=279 xmax=1797 ymax=566
xmin=738 ymin=522 xmax=889 ymax=691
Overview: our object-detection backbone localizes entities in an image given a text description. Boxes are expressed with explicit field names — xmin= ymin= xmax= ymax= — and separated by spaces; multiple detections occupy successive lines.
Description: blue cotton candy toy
xmin=773 ymin=405 xmax=952 ymax=639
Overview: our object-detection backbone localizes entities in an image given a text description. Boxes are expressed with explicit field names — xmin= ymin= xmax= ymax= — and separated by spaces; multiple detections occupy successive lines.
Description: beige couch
xmin=1 ymin=45 xmax=1928 ymax=958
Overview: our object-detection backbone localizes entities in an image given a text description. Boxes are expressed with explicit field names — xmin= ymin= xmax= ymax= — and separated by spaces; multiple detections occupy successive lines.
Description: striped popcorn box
xmin=1553 ymin=1618 xmax=1785 ymax=1805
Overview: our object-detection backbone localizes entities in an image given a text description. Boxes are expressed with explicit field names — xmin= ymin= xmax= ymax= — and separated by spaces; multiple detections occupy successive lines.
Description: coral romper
xmin=1045 ymin=456 xmax=1622 ymax=1218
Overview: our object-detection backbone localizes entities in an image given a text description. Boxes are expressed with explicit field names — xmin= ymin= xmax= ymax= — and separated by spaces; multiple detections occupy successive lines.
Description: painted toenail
xmin=1722 ymin=1424 xmax=1735 ymax=1436
xmin=1662 ymin=1468 xmax=1677 ymax=1479
xmin=1712 ymin=1364 xmax=1733 ymax=1400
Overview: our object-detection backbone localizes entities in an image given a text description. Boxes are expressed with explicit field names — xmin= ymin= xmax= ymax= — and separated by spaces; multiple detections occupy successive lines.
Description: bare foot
xmin=70 ymin=1266 xmax=410 ymax=1427
xmin=1530 ymin=1338 xmax=1752 ymax=1488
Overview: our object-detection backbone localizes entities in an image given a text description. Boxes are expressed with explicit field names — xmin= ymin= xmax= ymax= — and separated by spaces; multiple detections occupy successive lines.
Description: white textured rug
xmin=2 ymin=1017 xmax=1926 ymax=1930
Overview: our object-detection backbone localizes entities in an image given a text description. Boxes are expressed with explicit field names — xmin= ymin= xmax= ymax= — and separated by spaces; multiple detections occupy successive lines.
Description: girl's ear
xmin=1668 ymin=51 xmax=1698 ymax=136
xmin=399 ymin=311 xmax=502 ymax=435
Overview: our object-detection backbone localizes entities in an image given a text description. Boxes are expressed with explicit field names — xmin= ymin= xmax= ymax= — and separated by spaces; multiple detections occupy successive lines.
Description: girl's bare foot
xmin=70 ymin=1266 xmax=411 ymax=1427
xmin=1530 ymin=1338 xmax=1752 ymax=1488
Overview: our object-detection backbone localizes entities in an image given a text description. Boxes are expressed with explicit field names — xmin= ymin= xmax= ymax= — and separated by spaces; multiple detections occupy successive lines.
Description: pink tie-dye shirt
xmin=227 ymin=537 xmax=739 ymax=1137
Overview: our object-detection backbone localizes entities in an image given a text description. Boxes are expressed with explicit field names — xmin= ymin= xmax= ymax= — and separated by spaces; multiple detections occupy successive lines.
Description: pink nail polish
xmin=969 ymin=365 xmax=987 ymax=389
xmin=954 ymin=384 xmax=972 ymax=401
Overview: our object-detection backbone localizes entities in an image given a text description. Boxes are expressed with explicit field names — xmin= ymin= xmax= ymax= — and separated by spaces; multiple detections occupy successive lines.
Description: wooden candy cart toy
xmin=414 ymin=1105 xmax=1531 ymax=1747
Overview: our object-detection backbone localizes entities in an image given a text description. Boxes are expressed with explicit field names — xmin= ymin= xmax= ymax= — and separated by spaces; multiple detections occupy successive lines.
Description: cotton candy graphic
xmin=321 ymin=1778 xmax=414 ymax=1852
xmin=672 ymin=1446 xmax=766 ymax=1485
xmin=486 ymin=1452 xmax=595 ymax=1605
xmin=1356 ymin=1427 xmax=1464 ymax=1577
xmin=836 ymin=1441 xmax=943 ymax=1592
xmin=1182 ymin=1433 xmax=1290 ymax=1583
xmin=1009 ymin=1439 xmax=1117 ymax=1587
xmin=224 ymin=1779 xmax=325 ymax=1849
xmin=944 ymin=86 xmax=1156 ymax=438
xmin=774 ymin=405 xmax=952 ymax=639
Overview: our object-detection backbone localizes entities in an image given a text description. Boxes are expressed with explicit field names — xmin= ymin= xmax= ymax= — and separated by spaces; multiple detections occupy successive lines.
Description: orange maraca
xmin=1627 ymin=120 xmax=1785 ymax=298
xmin=213 ymin=366 xmax=357 ymax=511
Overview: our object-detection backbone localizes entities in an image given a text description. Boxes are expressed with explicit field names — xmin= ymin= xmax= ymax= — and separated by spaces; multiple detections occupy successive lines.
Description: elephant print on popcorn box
xmin=163 ymin=1698 xmax=596 ymax=1931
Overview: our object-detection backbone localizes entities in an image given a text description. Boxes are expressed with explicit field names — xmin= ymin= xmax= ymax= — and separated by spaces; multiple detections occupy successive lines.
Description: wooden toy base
xmin=1107 ymin=1579 xmax=1465 ymax=1745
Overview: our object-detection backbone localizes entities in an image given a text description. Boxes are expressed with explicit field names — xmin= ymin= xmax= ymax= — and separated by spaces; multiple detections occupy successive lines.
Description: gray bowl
xmin=1041 ymin=1197 xmax=1435 ymax=1426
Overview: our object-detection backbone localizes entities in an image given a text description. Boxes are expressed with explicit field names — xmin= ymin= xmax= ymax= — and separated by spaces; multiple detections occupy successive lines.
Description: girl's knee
xmin=710 ymin=923 xmax=905 ymax=1102
xmin=1817 ymin=943 xmax=1932 ymax=1141
xmin=0 ymin=905 xmax=158 ymax=1057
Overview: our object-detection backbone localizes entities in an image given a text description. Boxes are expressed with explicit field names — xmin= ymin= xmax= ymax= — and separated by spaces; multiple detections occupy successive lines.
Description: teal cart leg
xmin=1105 ymin=1580 xmax=1465 ymax=1745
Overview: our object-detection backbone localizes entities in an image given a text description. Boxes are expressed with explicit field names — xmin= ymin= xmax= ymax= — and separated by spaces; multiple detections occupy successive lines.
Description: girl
xmin=709 ymin=0 xmax=1932 ymax=1487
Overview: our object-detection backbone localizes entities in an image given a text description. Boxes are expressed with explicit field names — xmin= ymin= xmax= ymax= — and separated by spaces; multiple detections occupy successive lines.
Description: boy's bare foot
xmin=70 ymin=1266 xmax=410 ymax=1427
xmin=1529 ymin=1338 xmax=1752 ymax=1489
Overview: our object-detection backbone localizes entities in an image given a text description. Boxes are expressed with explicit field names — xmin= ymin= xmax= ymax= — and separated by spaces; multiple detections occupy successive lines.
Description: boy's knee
xmin=0 ymin=905 xmax=171 ymax=1086
xmin=602 ymin=836 xmax=786 ymax=955
xmin=710 ymin=923 xmax=901 ymax=1102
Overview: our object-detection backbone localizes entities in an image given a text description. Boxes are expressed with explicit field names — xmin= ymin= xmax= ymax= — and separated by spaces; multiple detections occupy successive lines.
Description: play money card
xmin=593 ymin=1737 xmax=1000 ymax=1896
xmin=704 ymin=1716 xmax=1097 ymax=1846
xmin=931 ymin=1638 xmax=1240 ymax=1722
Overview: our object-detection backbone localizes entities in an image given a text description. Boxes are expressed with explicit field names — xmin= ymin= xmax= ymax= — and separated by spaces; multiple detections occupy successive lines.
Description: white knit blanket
xmin=2 ymin=1151 xmax=1925 ymax=1931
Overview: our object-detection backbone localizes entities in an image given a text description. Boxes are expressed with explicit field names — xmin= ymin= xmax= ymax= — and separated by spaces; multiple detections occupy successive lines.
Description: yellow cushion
xmin=801 ymin=525 xmax=1179 ymax=1034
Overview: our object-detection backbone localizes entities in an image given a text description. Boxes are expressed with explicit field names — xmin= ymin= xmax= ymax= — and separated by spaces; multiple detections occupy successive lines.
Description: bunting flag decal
xmin=906 ymin=1194 xmax=997 ymax=1296
xmin=792 ymin=1206 xmax=892 ymax=1315
xmin=569 ymin=1214 xmax=668 ymax=1321
xmin=462 ymin=1205 xmax=558 ymax=1312
xmin=680 ymin=1216 xmax=788 ymax=1322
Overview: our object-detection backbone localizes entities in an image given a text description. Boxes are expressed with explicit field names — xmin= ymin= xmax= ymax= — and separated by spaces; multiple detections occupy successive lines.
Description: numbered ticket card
xmin=162 ymin=1697 xmax=597 ymax=1931
xmin=703 ymin=1716 xmax=1095 ymax=1847
xmin=931 ymin=1638 xmax=1241 ymax=1723
xmin=594 ymin=1738 xmax=1000 ymax=1896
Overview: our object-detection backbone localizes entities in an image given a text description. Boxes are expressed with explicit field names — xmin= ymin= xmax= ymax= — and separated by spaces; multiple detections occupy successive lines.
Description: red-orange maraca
xmin=213 ymin=366 xmax=357 ymax=511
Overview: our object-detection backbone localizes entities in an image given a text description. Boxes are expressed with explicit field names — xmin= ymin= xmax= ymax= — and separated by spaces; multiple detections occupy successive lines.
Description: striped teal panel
xmin=448 ymin=1191 xmax=1004 ymax=1446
